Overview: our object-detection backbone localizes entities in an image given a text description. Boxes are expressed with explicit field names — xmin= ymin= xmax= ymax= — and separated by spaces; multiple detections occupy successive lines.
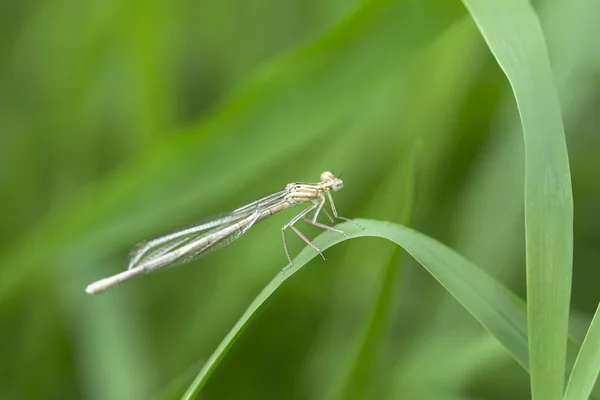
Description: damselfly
xmin=86 ymin=171 xmax=356 ymax=295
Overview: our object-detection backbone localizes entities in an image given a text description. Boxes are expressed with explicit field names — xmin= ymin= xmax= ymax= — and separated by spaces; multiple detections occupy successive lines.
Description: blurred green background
xmin=1 ymin=0 xmax=599 ymax=399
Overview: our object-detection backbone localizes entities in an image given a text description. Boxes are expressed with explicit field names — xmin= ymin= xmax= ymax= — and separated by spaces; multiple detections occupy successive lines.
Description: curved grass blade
xmin=181 ymin=219 xmax=590 ymax=399
xmin=461 ymin=1 xmax=573 ymax=399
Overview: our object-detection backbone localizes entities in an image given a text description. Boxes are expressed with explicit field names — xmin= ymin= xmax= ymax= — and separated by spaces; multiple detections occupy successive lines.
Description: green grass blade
xmin=461 ymin=1 xmax=574 ymax=399
xmin=182 ymin=219 xmax=523 ymax=398
xmin=181 ymin=218 xmax=559 ymax=399
xmin=564 ymin=304 xmax=600 ymax=400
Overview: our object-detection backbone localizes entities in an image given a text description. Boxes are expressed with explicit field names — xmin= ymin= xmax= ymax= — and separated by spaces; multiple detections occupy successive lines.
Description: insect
xmin=85 ymin=171 xmax=355 ymax=295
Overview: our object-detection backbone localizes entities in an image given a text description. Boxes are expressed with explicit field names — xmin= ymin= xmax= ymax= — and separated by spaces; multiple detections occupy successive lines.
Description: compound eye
xmin=332 ymin=179 xmax=344 ymax=192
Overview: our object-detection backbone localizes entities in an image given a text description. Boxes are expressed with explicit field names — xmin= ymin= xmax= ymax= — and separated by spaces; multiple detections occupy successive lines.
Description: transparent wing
xmin=173 ymin=209 xmax=263 ymax=266
xmin=126 ymin=189 xmax=287 ymax=271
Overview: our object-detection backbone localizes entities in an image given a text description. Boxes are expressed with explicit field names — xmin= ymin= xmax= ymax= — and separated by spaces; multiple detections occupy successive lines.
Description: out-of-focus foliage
xmin=0 ymin=0 xmax=598 ymax=399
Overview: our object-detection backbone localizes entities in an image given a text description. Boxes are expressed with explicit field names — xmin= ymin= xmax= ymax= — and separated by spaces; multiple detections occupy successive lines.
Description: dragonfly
xmin=86 ymin=171 xmax=356 ymax=295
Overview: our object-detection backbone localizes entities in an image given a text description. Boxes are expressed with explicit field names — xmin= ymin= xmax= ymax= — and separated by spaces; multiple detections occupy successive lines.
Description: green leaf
xmin=182 ymin=218 xmax=585 ymax=399
xmin=564 ymin=304 xmax=600 ymax=400
xmin=461 ymin=1 xmax=574 ymax=399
